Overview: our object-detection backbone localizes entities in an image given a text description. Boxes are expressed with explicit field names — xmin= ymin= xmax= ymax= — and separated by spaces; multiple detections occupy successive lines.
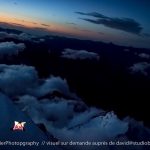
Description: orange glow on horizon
xmin=0 ymin=12 xmax=102 ymax=40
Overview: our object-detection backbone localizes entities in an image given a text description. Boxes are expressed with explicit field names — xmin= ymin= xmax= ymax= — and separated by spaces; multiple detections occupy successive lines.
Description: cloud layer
xmin=0 ymin=31 xmax=44 ymax=43
xmin=0 ymin=41 xmax=25 ymax=57
xmin=17 ymin=96 xmax=128 ymax=142
xmin=76 ymin=12 xmax=143 ymax=35
xmin=0 ymin=64 xmax=38 ymax=96
xmin=129 ymin=62 xmax=150 ymax=76
xmin=0 ymin=64 xmax=77 ymax=99
xmin=0 ymin=64 xmax=148 ymax=149
xmin=61 ymin=49 xmax=100 ymax=60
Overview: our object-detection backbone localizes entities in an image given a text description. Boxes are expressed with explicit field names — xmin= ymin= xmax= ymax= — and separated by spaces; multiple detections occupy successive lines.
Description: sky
xmin=0 ymin=0 xmax=150 ymax=48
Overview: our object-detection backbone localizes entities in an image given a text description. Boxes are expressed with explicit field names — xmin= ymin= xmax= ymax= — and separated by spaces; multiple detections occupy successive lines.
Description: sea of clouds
xmin=0 ymin=31 xmax=150 ymax=149
xmin=0 ymin=64 xmax=149 ymax=149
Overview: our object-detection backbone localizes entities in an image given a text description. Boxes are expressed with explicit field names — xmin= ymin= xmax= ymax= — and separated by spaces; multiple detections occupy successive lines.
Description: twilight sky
xmin=0 ymin=0 xmax=150 ymax=48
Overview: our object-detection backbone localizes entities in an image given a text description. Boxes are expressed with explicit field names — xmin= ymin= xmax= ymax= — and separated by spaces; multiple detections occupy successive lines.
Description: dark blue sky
xmin=0 ymin=0 xmax=149 ymax=48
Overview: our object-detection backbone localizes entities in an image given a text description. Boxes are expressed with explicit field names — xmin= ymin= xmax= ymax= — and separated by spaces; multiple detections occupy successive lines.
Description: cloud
xmin=16 ymin=94 xmax=150 ymax=149
xmin=0 ymin=32 xmax=10 ymax=39
xmin=39 ymin=38 xmax=45 ymax=42
xmin=9 ymin=32 xmax=36 ymax=41
xmin=0 ymin=64 xmax=38 ymax=96
xmin=0 ymin=41 xmax=25 ymax=57
xmin=17 ymin=96 xmax=84 ymax=127
xmin=0 ymin=31 xmax=33 ymax=41
xmin=33 ymin=76 xmax=78 ymax=99
xmin=129 ymin=62 xmax=150 ymax=76
xmin=17 ymin=33 xmax=35 ymax=41
xmin=41 ymin=24 xmax=51 ymax=27
xmin=138 ymin=53 xmax=150 ymax=59
xmin=61 ymin=49 xmax=100 ymax=60
xmin=0 ymin=31 xmax=45 ymax=43
xmin=0 ymin=64 xmax=128 ymax=142
xmin=16 ymin=96 xmax=128 ymax=143
xmin=66 ymin=22 xmax=77 ymax=25
xmin=0 ymin=64 xmax=149 ymax=148
xmin=11 ymin=23 xmax=26 ymax=27
xmin=0 ymin=64 xmax=77 ymax=99
xmin=76 ymin=12 xmax=106 ymax=18
xmin=14 ymin=18 xmax=38 ymax=25
xmin=56 ymin=112 xmax=128 ymax=142
xmin=76 ymin=12 xmax=143 ymax=35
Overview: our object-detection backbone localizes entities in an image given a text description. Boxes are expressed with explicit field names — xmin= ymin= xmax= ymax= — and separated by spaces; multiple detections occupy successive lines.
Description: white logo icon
xmin=13 ymin=121 xmax=26 ymax=131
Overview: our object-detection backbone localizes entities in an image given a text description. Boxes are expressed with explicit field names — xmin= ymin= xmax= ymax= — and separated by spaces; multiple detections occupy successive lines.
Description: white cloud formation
xmin=16 ymin=96 xmax=128 ymax=143
xmin=0 ymin=32 xmax=31 ymax=41
xmin=0 ymin=41 xmax=25 ymax=57
xmin=129 ymin=62 xmax=150 ymax=76
xmin=16 ymin=94 xmax=150 ymax=150
xmin=0 ymin=64 xmax=149 ymax=149
xmin=10 ymin=32 xmax=34 ymax=41
xmin=61 ymin=49 xmax=100 ymax=60
xmin=0 ymin=64 xmax=38 ymax=96
xmin=34 ymin=76 xmax=78 ymax=99
xmin=0 ymin=31 xmax=44 ymax=43
xmin=0 ymin=32 xmax=9 ymax=39
xmin=0 ymin=64 xmax=129 ymax=144
xmin=0 ymin=64 xmax=77 ymax=99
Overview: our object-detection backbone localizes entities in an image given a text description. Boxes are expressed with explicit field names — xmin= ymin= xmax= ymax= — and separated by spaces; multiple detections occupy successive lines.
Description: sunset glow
xmin=0 ymin=0 xmax=149 ymax=47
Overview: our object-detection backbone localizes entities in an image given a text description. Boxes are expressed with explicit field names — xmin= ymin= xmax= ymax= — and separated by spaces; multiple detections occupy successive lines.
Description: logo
xmin=13 ymin=121 xmax=26 ymax=131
